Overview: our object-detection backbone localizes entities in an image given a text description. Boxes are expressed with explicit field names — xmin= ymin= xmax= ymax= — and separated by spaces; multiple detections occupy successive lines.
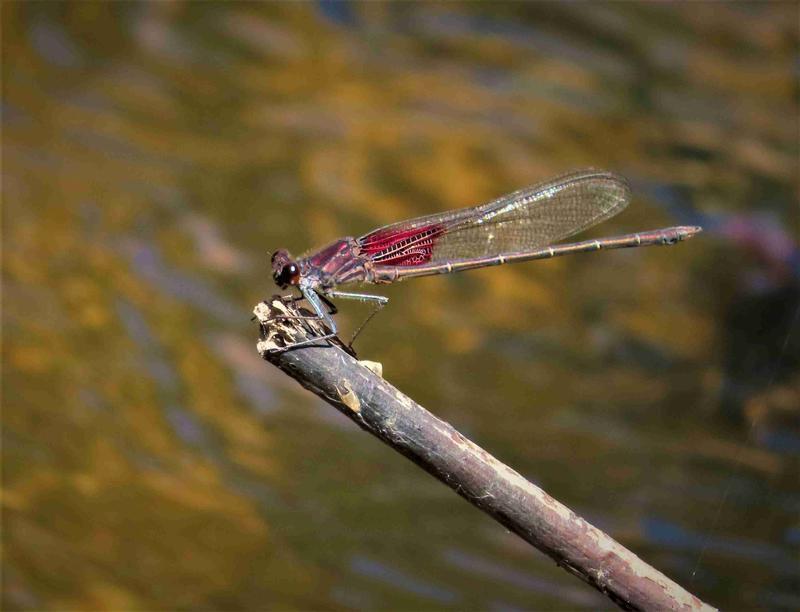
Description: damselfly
xmin=269 ymin=170 xmax=701 ymax=351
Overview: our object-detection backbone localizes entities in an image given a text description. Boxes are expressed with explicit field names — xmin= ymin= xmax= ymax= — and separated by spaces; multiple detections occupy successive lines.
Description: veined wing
xmin=357 ymin=170 xmax=631 ymax=267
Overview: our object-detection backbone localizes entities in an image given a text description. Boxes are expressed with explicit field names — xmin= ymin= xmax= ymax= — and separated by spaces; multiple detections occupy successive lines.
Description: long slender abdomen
xmin=370 ymin=226 xmax=702 ymax=282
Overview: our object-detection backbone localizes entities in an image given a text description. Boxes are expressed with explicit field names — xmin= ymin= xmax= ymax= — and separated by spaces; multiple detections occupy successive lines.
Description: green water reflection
xmin=3 ymin=2 xmax=798 ymax=610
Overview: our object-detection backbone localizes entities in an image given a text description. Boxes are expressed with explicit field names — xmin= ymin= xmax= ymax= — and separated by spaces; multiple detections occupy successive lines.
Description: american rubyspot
xmin=269 ymin=169 xmax=701 ymax=352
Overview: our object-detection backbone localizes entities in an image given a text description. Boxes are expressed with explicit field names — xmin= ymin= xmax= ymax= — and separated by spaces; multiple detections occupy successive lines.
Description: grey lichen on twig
xmin=254 ymin=297 xmax=716 ymax=611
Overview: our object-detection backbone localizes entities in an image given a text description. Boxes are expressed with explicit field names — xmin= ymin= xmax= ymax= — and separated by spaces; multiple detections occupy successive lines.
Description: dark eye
xmin=275 ymin=263 xmax=299 ymax=287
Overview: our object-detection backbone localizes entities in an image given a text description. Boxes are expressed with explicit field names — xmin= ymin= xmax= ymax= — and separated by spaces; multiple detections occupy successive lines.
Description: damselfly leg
xmin=327 ymin=291 xmax=389 ymax=349
xmin=265 ymin=288 xmax=339 ymax=353
xmin=268 ymin=290 xmax=389 ymax=352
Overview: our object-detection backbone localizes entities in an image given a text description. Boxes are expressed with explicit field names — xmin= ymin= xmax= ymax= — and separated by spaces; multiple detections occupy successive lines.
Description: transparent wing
xmin=358 ymin=170 xmax=631 ymax=266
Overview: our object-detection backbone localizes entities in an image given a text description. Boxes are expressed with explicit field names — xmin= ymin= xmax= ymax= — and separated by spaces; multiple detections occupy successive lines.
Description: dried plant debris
xmin=254 ymin=297 xmax=355 ymax=357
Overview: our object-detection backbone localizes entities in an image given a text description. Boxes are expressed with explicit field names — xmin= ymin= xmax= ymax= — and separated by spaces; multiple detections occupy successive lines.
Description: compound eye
xmin=276 ymin=263 xmax=299 ymax=287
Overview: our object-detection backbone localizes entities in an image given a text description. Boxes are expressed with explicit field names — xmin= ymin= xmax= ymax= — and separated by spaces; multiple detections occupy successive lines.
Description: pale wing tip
xmin=565 ymin=168 xmax=632 ymax=211
xmin=588 ymin=169 xmax=632 ymax=210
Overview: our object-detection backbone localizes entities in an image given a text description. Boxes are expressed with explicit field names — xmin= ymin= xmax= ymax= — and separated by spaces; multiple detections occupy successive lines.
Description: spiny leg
xmin=326 ymin=291 xmax=389 ymax=349
xmin=267 ymin=331 xmax=337 ymax=353
xmin=269 ymin=290 xmax=336 ymax=324
xmin=348 ymin=300 xmax=387 ymax=349
xmin=317 ymin=292 xmax=338 ymax=316
xmin=267 ymin=288 xmax=339 ymax=352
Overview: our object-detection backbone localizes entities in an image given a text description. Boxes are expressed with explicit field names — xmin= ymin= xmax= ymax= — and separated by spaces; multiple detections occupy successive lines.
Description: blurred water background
xmin=3 ymin=2 xmax=799 ymax=609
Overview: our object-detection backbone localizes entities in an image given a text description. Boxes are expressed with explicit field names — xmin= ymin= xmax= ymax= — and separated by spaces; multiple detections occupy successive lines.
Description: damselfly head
xmin=271 ymin=249 xmax=300 ymax=288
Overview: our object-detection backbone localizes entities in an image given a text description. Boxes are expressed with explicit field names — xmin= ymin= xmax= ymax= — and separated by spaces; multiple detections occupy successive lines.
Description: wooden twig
xmin=254 ymin=298 xmax=716 ymax=611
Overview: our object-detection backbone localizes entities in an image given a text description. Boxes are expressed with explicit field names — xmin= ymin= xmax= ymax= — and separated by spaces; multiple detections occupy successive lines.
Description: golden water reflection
xmin=3 ymin=3 xmax=798 ymax=610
